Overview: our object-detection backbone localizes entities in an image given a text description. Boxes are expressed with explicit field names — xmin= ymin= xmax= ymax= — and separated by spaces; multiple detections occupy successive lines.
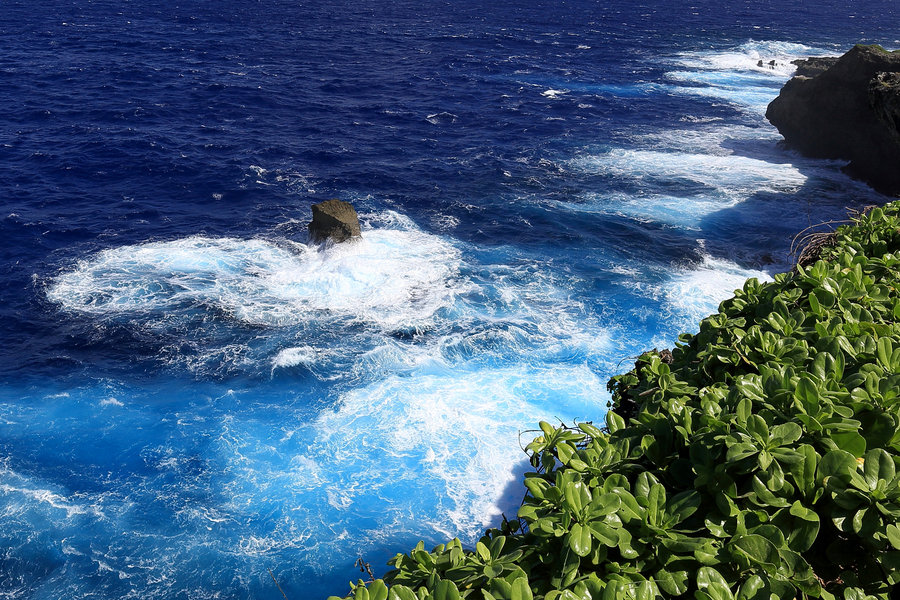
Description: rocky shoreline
xmin=766 ymin=44 xmax=900 ymax=196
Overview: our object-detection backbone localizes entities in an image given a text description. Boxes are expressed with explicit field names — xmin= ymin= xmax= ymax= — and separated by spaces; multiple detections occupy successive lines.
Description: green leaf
xmin=666 ymin=490 xmax=701 ymax=526
xmin=578 ymin=422 xmax=604 ymax=438
xmin=736 ymin=397 xmax=751 ymax=424
xmin=659 ymin=534 xmax=711 ymax=553
xmin=794 ymin=377 xmax=819 ymax=407
xmin=769 ymin=422 xmax=802 ymax=446
xmin=750 ymin=475 xmax=790 ymax=508
xmin=808 ymin=292 xmax=822 ymax=315
xmin=654 ymin=569 xmax=689 ymax=595
xmin=565 ymin=481 xmax=591 ymax=517
xmin=830 ymin=432 xmax=866 ymax=458
xmin=635 ymin=581 xmax=655 ymax=600
xmin=745 ymin=415 xmax=769 ymax=444
xmin=818 ymin=449 xmax=857 ymax=485
xmin=617 ymin=528 xmax=639 ymax=559
xmin=606 ymin=411 xmax=626 ymax=433
xmin=635 ymin=471 xmax=660 ymax=501
xmin=648 ymin=483 xmax=666 ymax=526
xmin=697 ymin=567 xmax=734 ymax=600
xmin=489 ymin=535 xmax=506 ymax=559
xmin=588 ymin=522 xmax=620 ymax=547
xmin=610 ymin=488 xmax=644 ymax=522
xmin=368 ymin=581 xmax=389 ymax=600
xmin=887 ymin=524 xmax=900 ymax=550
xmin=863 ymin=447 xmax=895 ymax=487
xmin=602 ymin=581 xmax=625 ymax=600
xmin=433 ymin=580 xmax=460 ymax=600
xmin=705 ymin=515 xmax=729 ymax=538
xmin=568 ymin=523 xmax=592 ymax=557
xmin=523 ymin=477 xmax=550 ymax=500
xmin=877 ymin=552 xmax=900 ymax=583
xmin=475 ymin=542 xmax=491 ymax=562
xmin=483 ymin=564 xmax=501 ymax=579
xmin=813 ymin=287 xmax=835 ymax=309
xmin=388 ymin=587 xmax=417 ymax=600
xmin=694 ymin=539 xmax=722 ymax=566
xmin=785 ymin=502 xmax=820 ymax=552
xmin=556 ymin=441 xmax=576 ymax=464
xmin=588 ymin=492 xmax=622 ymax=517
xmin=568 ymin=458 xmax=588 ymax=472
xmin=736 ymin=575 xmax=766 ymax=600
xmin=878 ymin=337 xmax=894 ymax=369
xmin=728 ymin=534 xmax=779 ymax=568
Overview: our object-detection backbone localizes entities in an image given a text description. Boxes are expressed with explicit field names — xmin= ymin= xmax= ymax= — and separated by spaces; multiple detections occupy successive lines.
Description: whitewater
xmin=0 ymin=0 xmax=897 ymax=597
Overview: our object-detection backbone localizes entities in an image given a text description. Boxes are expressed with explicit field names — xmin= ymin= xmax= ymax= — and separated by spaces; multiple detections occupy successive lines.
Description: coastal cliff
xmin=766 ymin=44 xmax=900 ymax=195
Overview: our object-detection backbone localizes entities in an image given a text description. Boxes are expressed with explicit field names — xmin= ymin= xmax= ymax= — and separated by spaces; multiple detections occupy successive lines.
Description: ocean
xmin=1 ymin=0 xmax=897 ymax=597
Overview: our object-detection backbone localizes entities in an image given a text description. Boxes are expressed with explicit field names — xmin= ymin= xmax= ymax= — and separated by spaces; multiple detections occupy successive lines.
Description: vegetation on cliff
xmin=330 ymin=202 xmax=900 ymax=600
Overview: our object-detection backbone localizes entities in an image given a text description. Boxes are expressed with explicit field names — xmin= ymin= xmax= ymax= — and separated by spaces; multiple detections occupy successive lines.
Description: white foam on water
xmin=633 ymin=124 xmax=784 ymax=155
xmin=663 ymin=256 xmax=772 ymax=327
xmin=309 ymin=363 xmax=607 ymax=540
xmin=560 ymin=192 xmax=736 ymax=230
xmin=542 ymin=88 xmax=568 ymax=98
xmin=271 ymin=345 xmax=321 ymax=368
xmin=426 ymin=112 xmax=458 ymax=124
xmin=668 ymin=82 xmax=785 ymax=111
xmin=572 ymin=149 xmax=807 ymax=199
xmin=47 ymin=211 xmax=468 ymax=332
xmin=665 ymin=40 xmax=835 ymax=111
xmin=671 ymin=40 xmax=825 ymax=77
xmin=0 ymin=462 xmax=103 ymax=520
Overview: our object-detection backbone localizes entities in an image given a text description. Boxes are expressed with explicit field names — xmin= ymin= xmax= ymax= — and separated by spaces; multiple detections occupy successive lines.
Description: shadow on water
xmin=693 ymin=142 xmax=893 ymax=273
xmin=312 ymin=455 xmax=536 ymax=597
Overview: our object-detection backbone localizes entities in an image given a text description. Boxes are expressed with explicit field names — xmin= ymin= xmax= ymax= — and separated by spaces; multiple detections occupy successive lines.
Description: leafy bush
xmin=329 ymin=203 xmax=900 ymax=600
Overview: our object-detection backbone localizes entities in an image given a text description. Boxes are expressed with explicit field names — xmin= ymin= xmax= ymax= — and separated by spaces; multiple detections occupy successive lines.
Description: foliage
xmin=328 ymin=203 xmax=900 ymax=600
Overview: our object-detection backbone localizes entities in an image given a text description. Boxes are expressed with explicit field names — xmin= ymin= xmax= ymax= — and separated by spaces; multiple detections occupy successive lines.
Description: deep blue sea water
xmin=1 ymin=0 xmax=898 ymax=597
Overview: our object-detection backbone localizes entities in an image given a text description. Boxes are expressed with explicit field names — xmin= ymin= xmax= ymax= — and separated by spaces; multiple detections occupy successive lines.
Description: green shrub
xmin=329 ymin=203 xmax=900 ymax=600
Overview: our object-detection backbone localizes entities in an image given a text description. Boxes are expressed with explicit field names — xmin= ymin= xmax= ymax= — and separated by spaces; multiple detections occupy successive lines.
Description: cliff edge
xmin=766 ymin=44 xmax=900 ymax=195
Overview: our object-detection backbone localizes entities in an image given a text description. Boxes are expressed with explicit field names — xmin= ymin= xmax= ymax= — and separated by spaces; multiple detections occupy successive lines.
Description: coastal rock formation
xmin=790 ymin=56 xmax=839 ymax=77
xmin=308 ymin=199 xmax=361 ymax=243
xmin=766 ymin=44 xmax=900 ymax=195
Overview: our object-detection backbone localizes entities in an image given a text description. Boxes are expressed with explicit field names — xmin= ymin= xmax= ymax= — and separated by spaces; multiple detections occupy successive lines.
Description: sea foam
xmin=47 ymin=211 xmax=467 ymax=332
xmin=665 ymin=40 xmax=834 ymax=111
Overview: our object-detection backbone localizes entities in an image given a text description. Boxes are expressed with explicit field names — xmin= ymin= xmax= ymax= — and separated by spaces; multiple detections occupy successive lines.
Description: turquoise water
xmin=0 ymin=0 xmax=896 ymax=596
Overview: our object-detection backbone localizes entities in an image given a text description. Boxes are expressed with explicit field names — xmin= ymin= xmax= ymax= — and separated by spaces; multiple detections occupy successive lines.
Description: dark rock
xmin=308 ymin=199 xmax=361 ymax=243
xmin=870 ymin=71 xmax=900 ymax=148
xmin=766 ymin=45 xmax=900 ymax=195
xmin=790 ymin=56 xmax=840 ymax=77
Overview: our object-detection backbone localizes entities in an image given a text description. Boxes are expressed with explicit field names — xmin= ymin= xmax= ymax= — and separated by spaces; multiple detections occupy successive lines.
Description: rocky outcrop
xmin=790 ymin=56 xmax=839 ymax=78
xmin=308 ymin=199 xmax=361 ymax=243
xmin=870 ymin=72 xmax=900 ymax=148
xmin=766 ymin=44 xmax=900 ymax=195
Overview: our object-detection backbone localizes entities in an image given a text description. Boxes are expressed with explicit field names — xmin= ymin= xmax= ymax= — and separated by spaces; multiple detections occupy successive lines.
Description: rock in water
xmin=308 ymin=199 xmax=362 ymax=243
xmin=766 ymin=44 xmax=900 ymax=195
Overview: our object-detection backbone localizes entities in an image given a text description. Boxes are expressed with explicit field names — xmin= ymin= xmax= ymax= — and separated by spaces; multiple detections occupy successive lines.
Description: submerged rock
xmin=766 ymin=44 xmax=900 ymax=195
xmin=308 ymin=199 xmax=361 ymax=243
